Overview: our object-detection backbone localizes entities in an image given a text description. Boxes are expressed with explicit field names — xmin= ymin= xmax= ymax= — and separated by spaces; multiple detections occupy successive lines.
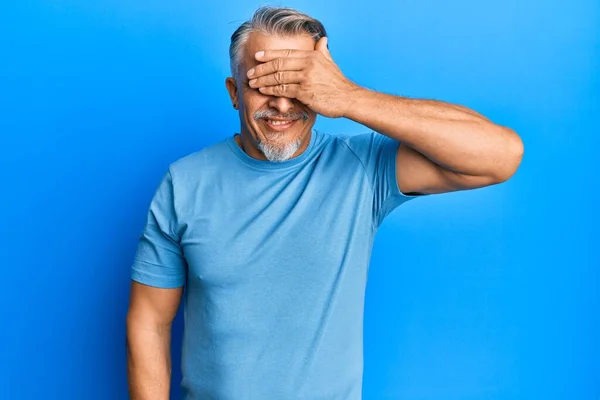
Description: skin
xmin=245 ymin=34 xmax=524 ymax=194
xmin=225 ymin=32 xmax=319 ymax=162
xmin=126 ymin=30 xmax=524 ymax=399
xmin=126 ymin=283 xmax=182 ymax=399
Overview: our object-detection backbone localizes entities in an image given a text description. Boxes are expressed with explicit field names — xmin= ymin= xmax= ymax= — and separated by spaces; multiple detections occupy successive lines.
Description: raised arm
xmin=245 ymin=37 xmax=524 ymax=195
xmin=126 ymin=281 xmax=183 ymax=400
xmin=344 ymin=92 xmax=524 ymax=195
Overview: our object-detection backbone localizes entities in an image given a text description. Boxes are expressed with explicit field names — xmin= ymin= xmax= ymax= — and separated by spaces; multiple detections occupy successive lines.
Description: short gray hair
xmin=229 ymin=6 xmax=327 ymax=78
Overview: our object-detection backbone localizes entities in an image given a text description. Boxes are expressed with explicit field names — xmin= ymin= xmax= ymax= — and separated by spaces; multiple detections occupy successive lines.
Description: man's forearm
xmin=343 ymin=87 xmax=523 ymax=181
xmin=126 ymin=321 xmax=172 ymax=400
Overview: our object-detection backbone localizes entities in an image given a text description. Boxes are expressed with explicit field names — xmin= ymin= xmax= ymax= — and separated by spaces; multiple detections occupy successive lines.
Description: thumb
xmin=316 ymin=36 xmax=333 ymax=61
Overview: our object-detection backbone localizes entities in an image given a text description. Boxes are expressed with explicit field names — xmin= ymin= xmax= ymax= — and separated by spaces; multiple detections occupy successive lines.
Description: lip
xmin=262 ymin=118 xmax=298 ymax=131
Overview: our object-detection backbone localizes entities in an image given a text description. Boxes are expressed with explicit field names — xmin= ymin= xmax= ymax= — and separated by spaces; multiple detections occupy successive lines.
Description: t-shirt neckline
xmin=226 ymin=129 xmax=317 ymax=171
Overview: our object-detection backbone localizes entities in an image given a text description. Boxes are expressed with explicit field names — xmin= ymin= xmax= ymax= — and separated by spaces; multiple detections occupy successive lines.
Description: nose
xmin=268 ymin=96 xmax=295 ymax=114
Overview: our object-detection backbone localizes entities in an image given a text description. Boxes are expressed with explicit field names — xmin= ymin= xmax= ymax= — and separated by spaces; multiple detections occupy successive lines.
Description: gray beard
xmin=256 ymin=135 xmax=302 ymax=162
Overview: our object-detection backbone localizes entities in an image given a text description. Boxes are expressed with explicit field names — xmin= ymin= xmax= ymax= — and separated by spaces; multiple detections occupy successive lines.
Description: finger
xmin=249 ymin=71 xmax=304 ymax=88
xmin=316 ymin=37 xmax=333 ymax=62
xmin=257 ymin=84 xmax=301 ymax=98
xmin=255 ymin=49 xmax=313 ymax=62
xmin=248 ymin=57 xmax=307 ymax=79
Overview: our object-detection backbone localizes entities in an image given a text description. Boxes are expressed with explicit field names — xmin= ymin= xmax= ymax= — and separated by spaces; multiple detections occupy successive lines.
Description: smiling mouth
xmin=262 ymin=119 xmax=298 ymax=131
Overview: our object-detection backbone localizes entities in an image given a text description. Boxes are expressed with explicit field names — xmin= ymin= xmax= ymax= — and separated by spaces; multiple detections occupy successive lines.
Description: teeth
xmin=267 ymin=119 xmax=293 ymax=126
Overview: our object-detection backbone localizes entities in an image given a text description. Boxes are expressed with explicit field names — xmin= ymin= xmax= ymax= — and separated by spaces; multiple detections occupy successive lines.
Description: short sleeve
xmin=345 ymin=132 xmax=428 ymax=228
xmin=131 ymin=169 xmax=187 ymax=288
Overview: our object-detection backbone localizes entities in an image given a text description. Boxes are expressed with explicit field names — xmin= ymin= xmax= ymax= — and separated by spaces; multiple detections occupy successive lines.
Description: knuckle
xmin=275 ymin=71 xmax=284 ymax=84
xmin=274 ymin=58 xmax=283 ymax=70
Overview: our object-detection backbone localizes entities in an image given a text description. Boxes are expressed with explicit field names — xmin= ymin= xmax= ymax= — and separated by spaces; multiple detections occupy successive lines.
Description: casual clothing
xmin=131 ymin=130 xmax=422 ymax=399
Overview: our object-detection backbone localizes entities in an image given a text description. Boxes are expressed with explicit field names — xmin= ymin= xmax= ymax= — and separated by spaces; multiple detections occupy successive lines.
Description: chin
xmin=257 ymin=136 xmax=302 ymax=162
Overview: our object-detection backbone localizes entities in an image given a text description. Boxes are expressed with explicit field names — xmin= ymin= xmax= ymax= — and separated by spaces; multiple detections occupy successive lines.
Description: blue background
xmin=1 ymin=0 xmax=598 ymax=399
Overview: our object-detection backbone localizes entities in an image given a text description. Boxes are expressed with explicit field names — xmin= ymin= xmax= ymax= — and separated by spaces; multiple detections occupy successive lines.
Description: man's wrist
xmin=341 ymin=84 xmax=374 ymax=120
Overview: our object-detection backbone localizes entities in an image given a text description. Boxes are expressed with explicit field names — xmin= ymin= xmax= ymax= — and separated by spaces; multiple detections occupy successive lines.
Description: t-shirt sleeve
xmin=346 ymin=131 xmax=428 ymax=228
xmin=131 ymin=169 xmax=187 ymax=288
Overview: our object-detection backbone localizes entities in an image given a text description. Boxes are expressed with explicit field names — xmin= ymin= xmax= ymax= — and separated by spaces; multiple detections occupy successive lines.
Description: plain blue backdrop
xmin=1 ymin=0 xmax=598 ymax=399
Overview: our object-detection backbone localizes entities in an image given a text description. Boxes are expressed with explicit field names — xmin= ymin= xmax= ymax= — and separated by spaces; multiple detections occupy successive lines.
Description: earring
xmin=233 ymin=103 xmax=238 ymax=109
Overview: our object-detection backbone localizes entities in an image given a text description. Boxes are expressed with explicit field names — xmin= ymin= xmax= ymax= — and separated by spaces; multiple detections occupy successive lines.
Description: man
xmin=126 ymin=6 xmax=523 ymax=400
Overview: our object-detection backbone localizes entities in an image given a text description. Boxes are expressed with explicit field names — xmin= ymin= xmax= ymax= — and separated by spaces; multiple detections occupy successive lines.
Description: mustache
xmin=254 ymin=109 xmax=309 ymax=123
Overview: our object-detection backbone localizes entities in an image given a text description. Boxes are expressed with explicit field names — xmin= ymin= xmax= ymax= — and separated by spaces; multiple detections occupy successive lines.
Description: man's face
xmin=226 ymin=32 xmax=317 ymax=162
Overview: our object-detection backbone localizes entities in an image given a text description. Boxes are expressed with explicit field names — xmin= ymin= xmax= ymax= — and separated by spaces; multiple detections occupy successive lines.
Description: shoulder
xmin=326 ymin=131 xmax=375 ymax=153
xmin=332 ymin=131 xmax=397 ymax=164
xmin=168 ymin=137 xmax=231 ymax=178
xmin=342 ymin=131 xmax=395 ymax=150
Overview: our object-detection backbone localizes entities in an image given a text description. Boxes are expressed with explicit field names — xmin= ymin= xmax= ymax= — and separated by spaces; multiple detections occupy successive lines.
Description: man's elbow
xmin=491 ymin=129 xmax=524 ymax=184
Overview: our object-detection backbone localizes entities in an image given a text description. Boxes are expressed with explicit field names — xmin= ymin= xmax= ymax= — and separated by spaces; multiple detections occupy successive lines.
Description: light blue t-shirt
xmin=131 ymin=129 xmax=423 ymax=399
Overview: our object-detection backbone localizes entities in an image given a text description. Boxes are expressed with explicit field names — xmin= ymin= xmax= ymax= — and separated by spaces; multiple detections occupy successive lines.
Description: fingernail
xmin=249 ymin=79 xmax=257 ymax=86
xmin=255 ymin=51 xmax=264 ymax=58
xmin=247 ymin=68 xmax=255 ymax=77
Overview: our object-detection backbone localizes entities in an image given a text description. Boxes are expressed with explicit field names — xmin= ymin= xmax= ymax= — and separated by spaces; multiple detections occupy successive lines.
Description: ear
xmin=315 ymin=36 xmax=333 ymax=62
xmin=225 ymin=77 xmax=239 ymax=109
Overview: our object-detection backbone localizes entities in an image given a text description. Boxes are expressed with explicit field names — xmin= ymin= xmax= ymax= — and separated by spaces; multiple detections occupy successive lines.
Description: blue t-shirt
xmin=131 ymin=129 xmax=423 ymax=399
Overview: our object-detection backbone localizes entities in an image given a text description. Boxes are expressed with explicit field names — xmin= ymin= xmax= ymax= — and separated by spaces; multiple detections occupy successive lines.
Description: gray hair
xmin=229 ymin=6 xmax=327 ymax=78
